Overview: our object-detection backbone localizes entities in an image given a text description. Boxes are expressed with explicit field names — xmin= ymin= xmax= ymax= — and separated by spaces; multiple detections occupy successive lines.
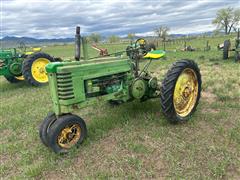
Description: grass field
xmin=0 ymin=37 xmax=240 ymax=179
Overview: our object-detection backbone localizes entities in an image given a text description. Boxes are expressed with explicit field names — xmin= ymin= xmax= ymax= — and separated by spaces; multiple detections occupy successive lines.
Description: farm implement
xmin=223 ymin=29 xmax=240 ymax=62
xmin=39 ymin=27 xmax=202 ymax=153
xmin=91 ymin=44 xmax=109 ymax=57
xmin=0 ymin=45 xmax=57 ymax=86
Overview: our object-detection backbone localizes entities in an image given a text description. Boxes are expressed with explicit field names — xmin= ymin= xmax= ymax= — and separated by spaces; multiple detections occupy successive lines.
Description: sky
xmin=1 ymin=0 xmax=240 ymax=39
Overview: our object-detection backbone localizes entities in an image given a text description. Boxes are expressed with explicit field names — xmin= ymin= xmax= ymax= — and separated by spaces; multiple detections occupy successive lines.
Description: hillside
xmin=0 ymin=36 xmax=75 ymax=48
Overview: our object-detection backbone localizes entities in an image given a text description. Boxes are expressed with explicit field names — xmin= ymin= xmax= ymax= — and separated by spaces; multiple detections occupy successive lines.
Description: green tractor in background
xmin=39 ymin=27 xmax=202 ymax=154
xmin=223 ymin=29 xmax=240 ymax=62
xmin=0 ymin=43 xmax=57 ymax=86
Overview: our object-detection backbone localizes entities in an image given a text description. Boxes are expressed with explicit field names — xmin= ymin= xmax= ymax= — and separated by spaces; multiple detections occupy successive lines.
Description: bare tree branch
xmin=212 ymin=7 xmax=239 ymax=34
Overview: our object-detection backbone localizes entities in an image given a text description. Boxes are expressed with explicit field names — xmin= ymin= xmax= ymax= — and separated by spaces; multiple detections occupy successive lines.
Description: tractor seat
xmin=144 ymin=50 xmax=165 ymax=59
xmin=32 ymin=47 xmax=42 ymax=52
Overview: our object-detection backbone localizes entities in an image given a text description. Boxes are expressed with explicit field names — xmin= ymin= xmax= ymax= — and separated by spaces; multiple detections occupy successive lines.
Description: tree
xmin=213 ymin=29 xmax=221 ymax=36
xmin=212 ymin=7 xmax=240 ymax=35
xmin=127 ymin=33 xmax=135 ymax=41
xmin=154 ymin=26 xmax=170 ymax=41
xmin=108 ymin=35 xmax=120 ymax=43
xmin=88 ymin=33 xmax=101 ymax=43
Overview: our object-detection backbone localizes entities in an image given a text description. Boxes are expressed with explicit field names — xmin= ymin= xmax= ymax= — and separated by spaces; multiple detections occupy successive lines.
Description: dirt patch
xmin=42 ymin=128 xmax=169 ymax=179
xmin=221 ymin=109 xmax=240 ymax=131
xmin=42 ymin=170 xmax=67 ymax=180
xmin=0 ymin=129 xmax=12 ymax=144
xmin=201 ymin=108 xmax=219 ymax=114
xmin=0 ymin=153 xmax=11 ymax=165
xmin=225 ymin=164 xmax=240 ymax=179
xmin=201 ymin=91 xmax=217 ymax=104
xmin=197 ymin=120 xmax=215 ymax=135
xmin=0 ymin=153 xmax=21 ymax=179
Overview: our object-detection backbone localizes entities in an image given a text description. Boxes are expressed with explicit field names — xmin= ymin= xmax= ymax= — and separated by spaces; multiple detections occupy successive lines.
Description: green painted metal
xmin=131 ymin=79 xmax=147 ymax=99
xmin=47 ymin=57 xmax=134 ymax=115
xmin=40 ymin=27 xmax=203 ymax=153
xmin=0 ymin=49 xmax=23 ymax=77
xmin=45 ymin=62 xmax=63 ymax=73
xmin=0 ymin=47 xmax=56 ymax=84
xmin=46 ymin=33 xmax=163 ymax=116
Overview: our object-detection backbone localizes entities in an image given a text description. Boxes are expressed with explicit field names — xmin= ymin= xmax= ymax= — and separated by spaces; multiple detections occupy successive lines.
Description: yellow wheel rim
xmin=15 ymin=75 xmax=24 ymax=80
xmin=173 ymin=68 xmax=198 ymax=117
xmin=31 ymin=58 xmax=50 ymax=83
xmin=57 ymin=124 xmax=81 ymax=149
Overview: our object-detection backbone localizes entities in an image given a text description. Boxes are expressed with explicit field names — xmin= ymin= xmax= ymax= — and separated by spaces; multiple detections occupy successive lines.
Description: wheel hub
xmin=183 ymin=85 xmax=192 ymax=98
xmin=173 ymin=68 xmax=198 ymax=117
xmin=57 ymin=124 xmax=81 ymax=149
xmin=31 ymin=58 xmax=50 ymax=83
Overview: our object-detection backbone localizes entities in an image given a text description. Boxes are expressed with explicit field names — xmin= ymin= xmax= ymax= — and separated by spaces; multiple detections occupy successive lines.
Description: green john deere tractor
xmin=223 ymin=29 xmax=240 ymax=62
xmin=0 ymin=44 xmax=57 ymax=86
xmin=39 ymin=27 xmax=202 ymax=153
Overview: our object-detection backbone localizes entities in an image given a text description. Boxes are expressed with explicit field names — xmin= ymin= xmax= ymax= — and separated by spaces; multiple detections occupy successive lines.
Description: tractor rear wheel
xmin=4 ymin=75 xmax=24 ymax=83
xmin=235 ymin=52 xmax=240 ymax=62
xmin=223 ymin=40 xmax=230 ymax=59
xmin=22 ymin=52 xmax=54 ymax=86
xmin=39 ymin=112 xmax=57 ymax=147
xmin=47 ymin=114 xmax=87 ymax=153
xmin=160 ymin=60 xmax=202 ymax=123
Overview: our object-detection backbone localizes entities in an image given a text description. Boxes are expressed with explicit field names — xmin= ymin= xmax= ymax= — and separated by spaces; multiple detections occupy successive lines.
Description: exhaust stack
xmin=75 ymin=26 xmax=81 ymax=61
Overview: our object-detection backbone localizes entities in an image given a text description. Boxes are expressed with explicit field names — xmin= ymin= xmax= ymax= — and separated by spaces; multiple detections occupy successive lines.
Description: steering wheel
xmin=134 ymin=38 xmax=146 ymax=48
xmin=18 ymin=41 xmax=26 ymax=52
xmin=134 ymin=38 xmax=149 ymax=56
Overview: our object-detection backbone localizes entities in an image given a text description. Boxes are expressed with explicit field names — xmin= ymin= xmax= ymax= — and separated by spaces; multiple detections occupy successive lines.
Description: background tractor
xmin=39 ymin=27 xmax=202 ymax=153
xmin=0 ymin=44 xmax=57 ymax=86
xmin=223 ymin=29 xmax=240 ymax=62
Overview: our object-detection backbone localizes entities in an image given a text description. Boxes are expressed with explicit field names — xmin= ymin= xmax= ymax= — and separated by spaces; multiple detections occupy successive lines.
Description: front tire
xmin=160 ymin=60 xmax=202 ymax=123
xmin=4 ymin=75 xmax=24 ymax=83
xmin=22 ymin=52 xmax=55 ymax=86
xmin=47 ymin=114 xmax=87 ymax=154
xmin=39 ymin=112 xmax=57 ymax=147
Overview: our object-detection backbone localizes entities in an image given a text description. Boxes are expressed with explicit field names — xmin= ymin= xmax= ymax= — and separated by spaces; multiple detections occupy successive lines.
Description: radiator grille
xmin=56 ymin=72 xmax=74 ymax=100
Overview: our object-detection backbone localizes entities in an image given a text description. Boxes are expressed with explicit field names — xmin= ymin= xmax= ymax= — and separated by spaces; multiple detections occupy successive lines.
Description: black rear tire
xmin=160 ymin=60 xmax=202 ymax=123
xmin=22 ymin=52 xmax=55 ymax=86
xmin=223 ymin=40 xmax=230 ymax=60
xmin=235 ymin=52 xmax=240 ymax=62
xmin=39 ymin=112 xmax=57 ymax=147
xmin=47 ymin=114 xmax=87 ymax=154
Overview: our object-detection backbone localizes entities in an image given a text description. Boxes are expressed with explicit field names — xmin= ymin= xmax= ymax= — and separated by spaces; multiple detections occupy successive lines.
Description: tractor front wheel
xmin=39 ymin=112 xmax=57 ymax=147
xmin=4 ymin=75 xmax=24 ymax=83
xmin=160 ymin=59 xmax=202 ymax=123
xmin=47 ymin=114 xmax=87 ymax=153
xmin=22 ymin=52 xmax=54 ymax=86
